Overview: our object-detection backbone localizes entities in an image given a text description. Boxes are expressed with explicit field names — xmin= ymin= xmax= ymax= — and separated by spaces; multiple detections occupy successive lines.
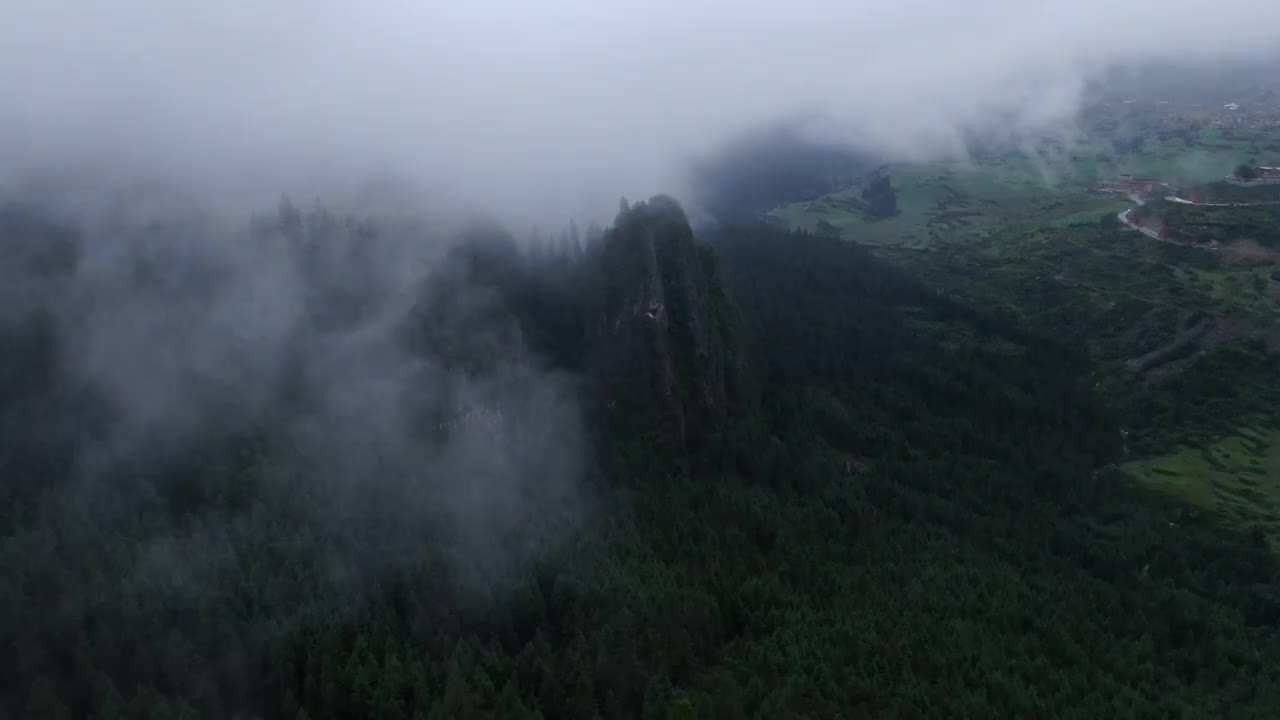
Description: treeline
xmin=690 ymin=127 xmax=871 ymax=223
xmin=2 ymin=198 xmax=1279 ymax=719
xmin=1113 ymin=338 xmax=1280 ymax=455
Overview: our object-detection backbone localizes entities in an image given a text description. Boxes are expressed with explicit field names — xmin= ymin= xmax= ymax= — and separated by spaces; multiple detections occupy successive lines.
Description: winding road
xmin=1116 ymin=207 xmax=1162 ymax=240
xmin=1116 ymin=193 xmax=1166 ymax=241
xmin=1111 ymin=190 xmax=1279 ymax=250
xmin=1164 ymin=195 xmax=1280 ymax=207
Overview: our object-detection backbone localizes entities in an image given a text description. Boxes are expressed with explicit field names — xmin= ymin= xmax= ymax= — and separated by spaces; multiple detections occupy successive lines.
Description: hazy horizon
xmin=3 ymin=1 xmax=1279 ymax=225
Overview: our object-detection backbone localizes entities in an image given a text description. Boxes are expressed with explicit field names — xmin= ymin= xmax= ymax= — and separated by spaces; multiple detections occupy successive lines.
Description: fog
xmin=1 ymin=5 xmax=1278 ymax=712
xmin=3 ymin=0 xmax=1279 ymax=224
xmin=0 ymin=0 xmax=1277 ymax=603
xmin=0 ymin=195 xmax=586 ymax=583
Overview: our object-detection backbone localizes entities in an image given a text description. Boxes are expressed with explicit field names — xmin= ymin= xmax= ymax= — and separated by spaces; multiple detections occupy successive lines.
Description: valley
xmin=770 ymin=116 xmax=1280 ymax=545
xmin=7 ymin=4 xmax=1280 ymax=717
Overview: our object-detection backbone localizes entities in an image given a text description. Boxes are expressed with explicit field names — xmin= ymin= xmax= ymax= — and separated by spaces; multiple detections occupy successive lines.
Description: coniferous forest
xmin=2 ymin=193 xmax=1279 ymax=720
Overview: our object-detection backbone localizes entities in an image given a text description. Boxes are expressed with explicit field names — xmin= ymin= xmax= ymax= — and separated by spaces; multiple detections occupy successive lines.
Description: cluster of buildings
xmin=1230 ymin=166 xmax=1280 ymax=186
xmin=1097 ymin=174 xmax=1160 ymax=197
xmin=1206 ymin=111 xmax=1280 ymax=130
xmin=1144 ymin=100 xmax=1280 ymax=131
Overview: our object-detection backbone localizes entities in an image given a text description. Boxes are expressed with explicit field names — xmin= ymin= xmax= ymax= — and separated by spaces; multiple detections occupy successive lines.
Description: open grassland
xmin=771 ymin=158 xmax=1128 ymax=249
xmin=772 ymin=128 xmax=1280 ymax=251
xmin=1123 ymin=424 xmax=1280 ymax=544
xmin=1184 ymin=265 xmax=1277 ymax=316
xmin=1106 ymin=128 xmax=1271 ymax=185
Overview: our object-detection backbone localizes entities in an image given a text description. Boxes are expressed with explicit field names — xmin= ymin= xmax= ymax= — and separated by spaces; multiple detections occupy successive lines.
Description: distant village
xmin=1097 ymin=166 xmax=1280 ymax=201
xmin=1096 ymin=175 xmax=1167 ymax=198
xmin=1238 ymin=166 xmax=1280 ymax=184
xmin=1127 ymin=98 xmax=1280 ymax=131
xmin=1096 ymin=163 xmax=1280 ymax=247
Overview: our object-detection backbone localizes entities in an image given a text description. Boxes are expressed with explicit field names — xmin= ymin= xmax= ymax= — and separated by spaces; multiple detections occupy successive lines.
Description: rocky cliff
xmin=587 ymin=196 xmax=747 ymax=459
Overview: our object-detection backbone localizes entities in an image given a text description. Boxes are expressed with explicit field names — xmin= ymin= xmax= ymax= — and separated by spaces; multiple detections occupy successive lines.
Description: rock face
xmin=587 ymin=196 xmax=743 ymax=457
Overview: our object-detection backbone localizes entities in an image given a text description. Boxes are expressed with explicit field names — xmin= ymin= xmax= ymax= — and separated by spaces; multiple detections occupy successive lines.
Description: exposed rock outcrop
xmin=587 ymin=196 xmax=745 ymax=457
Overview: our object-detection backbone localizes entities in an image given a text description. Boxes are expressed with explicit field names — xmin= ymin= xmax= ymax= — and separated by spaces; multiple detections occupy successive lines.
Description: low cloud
xmin=2 ymin=1 xmax=1277 ymax=224
xmin=0 ymin=194 xmax=586 ymax=599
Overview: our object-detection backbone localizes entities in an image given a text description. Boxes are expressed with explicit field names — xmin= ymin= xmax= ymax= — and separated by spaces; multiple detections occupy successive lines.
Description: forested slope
xmin=1 ymin=198 xmax=1278 ymax=719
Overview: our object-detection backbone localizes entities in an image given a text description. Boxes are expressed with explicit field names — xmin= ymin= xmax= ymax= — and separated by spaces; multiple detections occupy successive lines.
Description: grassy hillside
xmin=771 ymin=158 xmax=1129 ymax=249
xmin=772 ymin=128 xmax=1280 ymax=567
xmin=771 ymin=125 xmax=1279 ymax=251
xmin=1124 ymin=423 xmax=1280 ymax=545
xmin=1143 ymin=201 xmax=1280 ymax=246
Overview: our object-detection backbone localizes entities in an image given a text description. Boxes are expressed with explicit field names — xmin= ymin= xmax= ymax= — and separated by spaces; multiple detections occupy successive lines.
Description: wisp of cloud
xmin=2 ymin=0 xmax=1278 ymax=224
xmin=0 ymin=0 xmax=1276 ymax=604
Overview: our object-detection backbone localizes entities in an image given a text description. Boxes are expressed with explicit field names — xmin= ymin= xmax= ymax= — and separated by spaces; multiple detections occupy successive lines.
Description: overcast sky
xmin=2 ymin=0 xmax=1278 ymax=223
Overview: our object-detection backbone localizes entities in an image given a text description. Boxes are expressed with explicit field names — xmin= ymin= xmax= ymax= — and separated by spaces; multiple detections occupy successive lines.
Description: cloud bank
xmin=1 ymin=0 xmax=1278 ymax=222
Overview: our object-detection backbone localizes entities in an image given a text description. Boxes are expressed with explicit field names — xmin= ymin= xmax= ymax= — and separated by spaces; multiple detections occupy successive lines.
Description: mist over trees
xmin=2 ymin=185 xmax=1278 ymax=718
xmin=3 ymin=1 xmax=1280 ymax=716
xmin=690 ymin=127 xmax=871 ymax=222
xmin=0 ymin=195 xmax=588 ymax=718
